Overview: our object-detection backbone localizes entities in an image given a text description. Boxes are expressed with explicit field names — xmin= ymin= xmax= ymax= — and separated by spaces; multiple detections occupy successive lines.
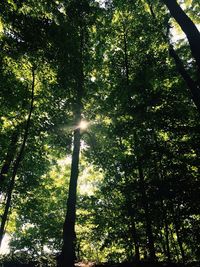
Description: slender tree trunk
xmin=171 ymin=204 xmax=185 ymax=263
xmin=138 ymin=164 xmax=156 ymax=262
xmin=122 ymin=24 xmax=133 ymax=104
xmin=169 ymin=226 xmax=180 ymax=262
xmin=130 ymin=215 xmax=140 ymax=261
xmin=122 ymin=29 xmax=144 ymax=261
xmin=0 ymin=68 xmax=35 ymax=246
xmin=173 ymin=218 xmax=185 ymax=263
xmin=123 ymin=30 xmax=129 ymax=87
xmin=162 ymin=0 xmax=200 ymax=72
xmin=59 ymin=127 xmax=81 ymax=267
xmin=164 ymin=216 xmax=171 ymax=262
xmin=116 ymin=21 xmax=141 ymax=262
xmin=125 ymin=187 xmax=140 ymax=261
xmin=0 ymin=130 xmax=18 ymax=189
xmin=133 ymin=133 xmax=156 ymax=261
xmin=159 ymin=229 xmax=167 ymax=257
xmin=151 ymin=139 xmax=171 ymax=263
xmin=159 ymin=198 xmax=171 ymax=262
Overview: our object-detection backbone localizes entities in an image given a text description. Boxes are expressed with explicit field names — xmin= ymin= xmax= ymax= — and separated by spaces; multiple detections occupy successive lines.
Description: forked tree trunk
xmin=163 ymin=0 xmax=200 ymax=72
xmin=0 ymin=68 xmax=35 ymax=246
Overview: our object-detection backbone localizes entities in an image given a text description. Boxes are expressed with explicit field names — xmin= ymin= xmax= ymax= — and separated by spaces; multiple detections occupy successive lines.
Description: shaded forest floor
xmin=1 ymin=261 xmax=199 ymax=267
xmin=77 ymin=261 xmax=200 ymax=267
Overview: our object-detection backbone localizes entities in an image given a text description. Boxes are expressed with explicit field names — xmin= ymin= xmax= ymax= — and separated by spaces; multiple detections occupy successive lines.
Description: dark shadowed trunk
xmin=163 ymin=0 xmax=200 ymax=72
xmin=0 ymin=130 xmax=19 ymax=189
xmin=0 ymin=68 xmax=35 ymax=246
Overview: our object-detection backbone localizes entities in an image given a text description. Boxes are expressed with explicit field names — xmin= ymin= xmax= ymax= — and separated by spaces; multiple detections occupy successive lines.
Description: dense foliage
xmin=0 ymin=0 xmax=199 ymax=266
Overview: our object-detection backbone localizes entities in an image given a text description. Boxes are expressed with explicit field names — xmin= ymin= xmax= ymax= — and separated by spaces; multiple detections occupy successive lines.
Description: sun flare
xmin=78 ymin=120 xmax=89 ymax=130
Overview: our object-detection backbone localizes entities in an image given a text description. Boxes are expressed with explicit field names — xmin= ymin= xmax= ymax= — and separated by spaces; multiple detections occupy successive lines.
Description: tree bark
xmin=0 ymin=68 xmax=35 ymax=246
xmin=163 ymin=0 xmax=200 ymax=73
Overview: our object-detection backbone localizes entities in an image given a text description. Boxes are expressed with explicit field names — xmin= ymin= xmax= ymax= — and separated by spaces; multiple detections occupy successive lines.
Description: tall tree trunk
xmin=162 ymin=0 xmax=200 ymax=72
xmin=59 ymin=127 xmax=81 ymax=267
xmin=0 ymin=130 xmax=18 ymax=189
xmin=0 ymin=68 xmax=35 ymax=246
xmin=121 ymin=34 xmax=140 ymax=260
xmin=59 ymin=16 xmax=84 ymax=267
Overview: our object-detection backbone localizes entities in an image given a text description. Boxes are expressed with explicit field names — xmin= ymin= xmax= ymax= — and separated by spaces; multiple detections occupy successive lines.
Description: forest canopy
xmin=0 ymin=0 xmax=200 ymax=267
